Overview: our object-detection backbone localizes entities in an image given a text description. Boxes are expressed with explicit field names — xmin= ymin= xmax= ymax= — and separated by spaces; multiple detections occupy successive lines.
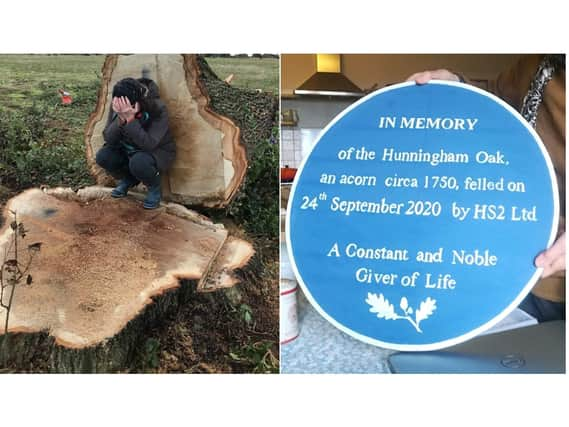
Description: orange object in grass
xmin=58 ymin=89 xmax=73 ymax=105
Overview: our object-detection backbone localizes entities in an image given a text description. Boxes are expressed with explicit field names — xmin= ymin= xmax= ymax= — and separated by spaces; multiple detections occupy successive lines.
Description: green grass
xmin=0 ymin=54 xmax=279 ymax=191
xmin=0 ymin=54 xmax=104 ymax=109
xmin=0 ymin=54 xmax=279 ymax=373
xmin=0 ymin=54 xmax=104 ymax=189
xmin=206 ymin=57 xmax=279 ymax=94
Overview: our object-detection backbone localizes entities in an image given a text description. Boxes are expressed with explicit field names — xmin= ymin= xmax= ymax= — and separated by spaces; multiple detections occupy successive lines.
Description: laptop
xmin=388 ymin=320 xmax=565 ymax=374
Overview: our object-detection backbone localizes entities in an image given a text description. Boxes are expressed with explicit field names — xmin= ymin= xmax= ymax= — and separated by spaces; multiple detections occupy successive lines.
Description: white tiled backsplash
xmin=280 ymin=128 xmax=301 ymax=168
xmin=281 ymin=128 xmax=322 ymax=169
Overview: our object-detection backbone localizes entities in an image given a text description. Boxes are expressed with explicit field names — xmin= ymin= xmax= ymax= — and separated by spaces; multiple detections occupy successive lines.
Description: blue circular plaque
xmin=286 ymin=81 xmax=559 ymax=351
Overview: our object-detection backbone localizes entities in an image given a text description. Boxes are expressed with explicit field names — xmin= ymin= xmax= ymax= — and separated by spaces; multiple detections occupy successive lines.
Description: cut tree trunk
xmin=0 ymin=187 xmax=254 ymax=372
xmin=84 ymin=54 xmax=247 ymax=208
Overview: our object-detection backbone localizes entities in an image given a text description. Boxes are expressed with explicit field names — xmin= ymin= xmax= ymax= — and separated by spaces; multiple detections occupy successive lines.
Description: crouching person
xmin=96 ymin=77 xmax=175 ymax=209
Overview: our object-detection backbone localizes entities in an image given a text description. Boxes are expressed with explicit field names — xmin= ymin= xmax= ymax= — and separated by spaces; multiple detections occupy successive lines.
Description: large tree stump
xmin=0 ymin=55 xmax=269 ymax=372
xmin=84 ymin=54 xmax=247 ymax=207
xmin=0 ymin=187 xmax=253 ymax=372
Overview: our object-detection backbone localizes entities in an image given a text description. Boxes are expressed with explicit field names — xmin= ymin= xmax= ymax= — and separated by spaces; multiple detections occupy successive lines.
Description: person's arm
xmin=102 ymin=109 xmax=122 ymax=145
xmin=406 ymin=56 xmax=543 ymax=109
xmin=120 ymin=103 xmax=170 ymax=152
xmin=406 ymin=57 xmax=565 ymax=279
xmin=484 ymin=55 xmax=565 ymax=277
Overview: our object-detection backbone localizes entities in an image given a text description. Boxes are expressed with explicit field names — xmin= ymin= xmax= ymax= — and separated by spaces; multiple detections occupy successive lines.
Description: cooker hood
xmin=294 ymin=54 xmax=364 ymax=97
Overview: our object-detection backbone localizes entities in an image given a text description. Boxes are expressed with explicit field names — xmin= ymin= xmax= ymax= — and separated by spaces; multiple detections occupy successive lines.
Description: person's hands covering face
xmin=112 ymin=96 xmax=140 ymax=122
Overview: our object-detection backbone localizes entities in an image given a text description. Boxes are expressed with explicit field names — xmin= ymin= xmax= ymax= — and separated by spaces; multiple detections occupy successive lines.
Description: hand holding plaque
xmin=287 ymin=81 xmax=558 ymax=351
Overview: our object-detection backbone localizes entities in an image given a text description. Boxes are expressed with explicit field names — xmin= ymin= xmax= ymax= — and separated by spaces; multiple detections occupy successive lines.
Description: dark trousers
xmin=96 ymin=145 xmax=160 ymax=186
xmin=520 ymin=292 xmax=565 ymax=322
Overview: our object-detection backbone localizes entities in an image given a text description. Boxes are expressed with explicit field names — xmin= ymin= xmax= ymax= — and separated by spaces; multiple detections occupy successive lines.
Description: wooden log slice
xmin=0 ymin=187 xmax=253 ymax=372
xmin=84 ymin=54 xmax=247 ymax=208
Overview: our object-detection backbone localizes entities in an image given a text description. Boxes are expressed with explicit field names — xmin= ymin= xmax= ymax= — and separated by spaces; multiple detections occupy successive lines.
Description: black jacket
xmin=102 ymin=100 xmax=176 ymax=172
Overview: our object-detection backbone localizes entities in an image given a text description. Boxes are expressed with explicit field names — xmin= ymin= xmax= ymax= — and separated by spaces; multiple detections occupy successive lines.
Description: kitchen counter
xmin=280 ymin=182 xmax=392 ymax=374
xmin=280 ymin=287 xmax=393 ymax=374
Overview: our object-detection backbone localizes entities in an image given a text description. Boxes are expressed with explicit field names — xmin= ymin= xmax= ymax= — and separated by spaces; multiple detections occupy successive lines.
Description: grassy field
xmin=0 ymin=55 xmax=103 ymax=189
xmin=0 ymin=54 xmax=279 ymax=100
xmin=206 ymin=56 xmax=279 ymax=94
xmin=0 ymin=54 xmax=279 ymax=373
xmin=0 ymin=54 xmax=278 ymax=190
xmin=0 ymin=54 xmax=105 ymax=109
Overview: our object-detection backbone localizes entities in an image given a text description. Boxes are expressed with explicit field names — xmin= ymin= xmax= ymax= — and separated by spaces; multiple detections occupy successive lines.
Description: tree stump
xmin=0 ymin=55 xmax=271 ymax=372
xmin=0 ymin=187 xmax=254 ymax=372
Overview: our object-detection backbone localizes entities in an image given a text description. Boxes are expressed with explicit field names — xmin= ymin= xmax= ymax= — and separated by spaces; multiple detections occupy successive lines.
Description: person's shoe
xmin=111 ymin=177 xmax=139 ymax=198
xmin=143 ymin=183 xmax=161 ymax=209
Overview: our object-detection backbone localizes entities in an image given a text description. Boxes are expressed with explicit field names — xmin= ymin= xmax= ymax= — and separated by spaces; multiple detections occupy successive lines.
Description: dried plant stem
xmin=1 ymin=212 xmax=36 ymax=336
xmin=3 ymin=280 xmax=16 ymax=335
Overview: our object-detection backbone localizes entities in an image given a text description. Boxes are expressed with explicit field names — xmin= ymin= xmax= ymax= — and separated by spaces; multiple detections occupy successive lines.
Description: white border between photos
xmin=2 ymin=1 xmax=568 ymax=52
xmin=5 ymin=374 xmax=569 ymax=425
